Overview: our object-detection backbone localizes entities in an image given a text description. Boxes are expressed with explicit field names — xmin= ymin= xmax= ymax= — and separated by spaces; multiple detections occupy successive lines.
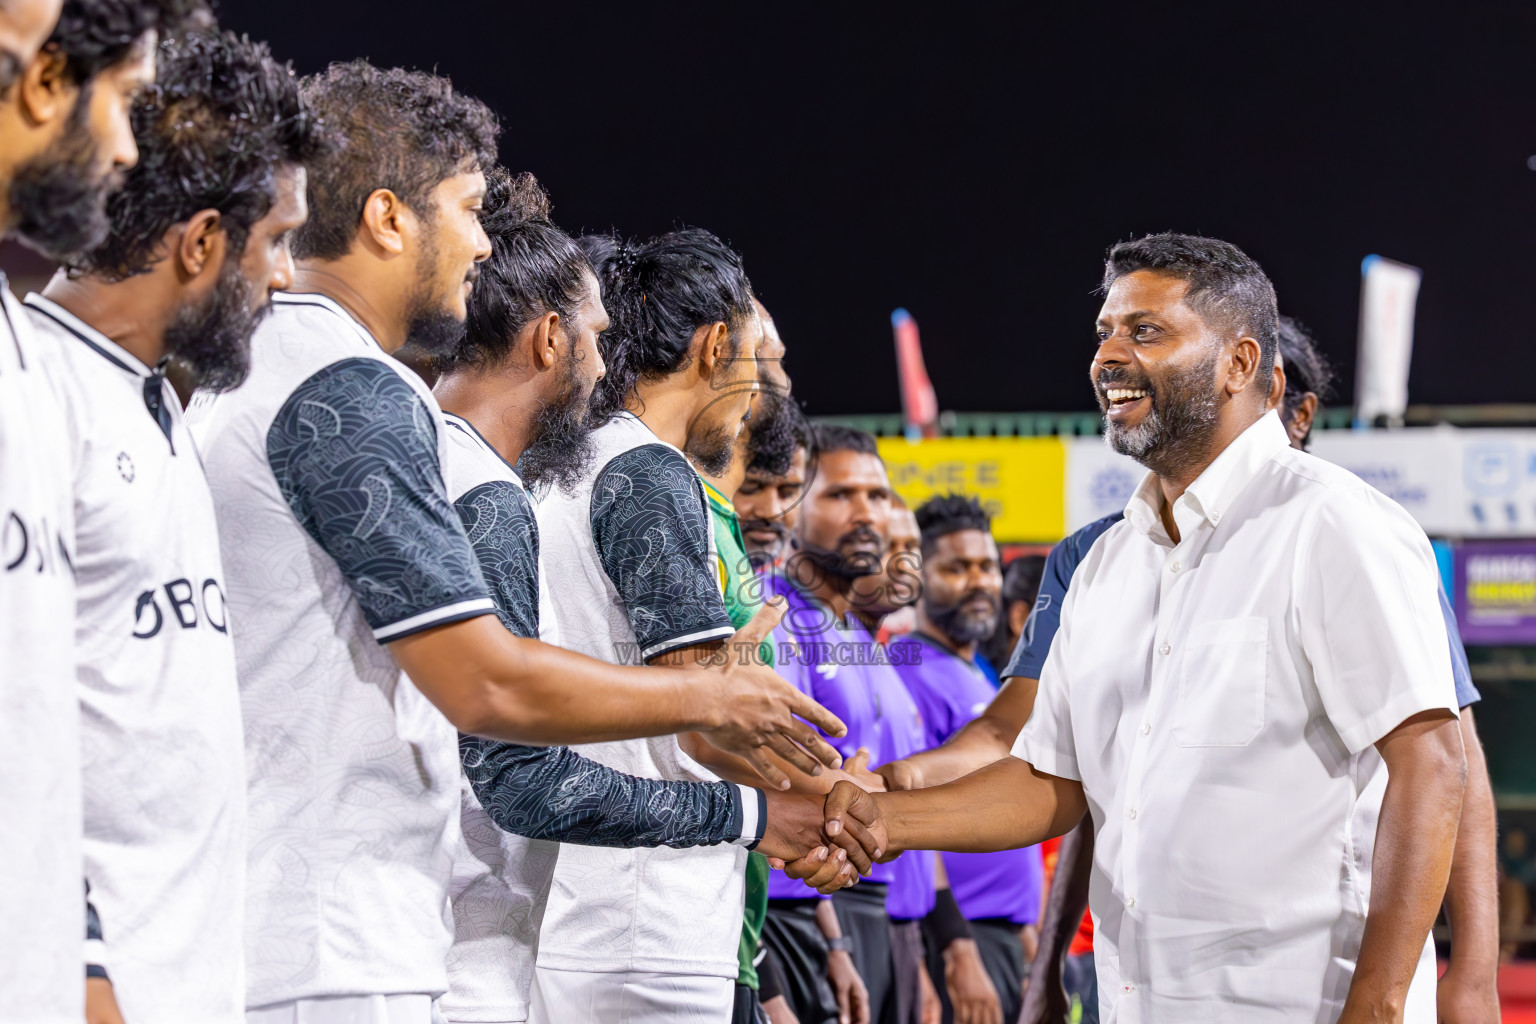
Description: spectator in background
xmin=852 ymin=495 xmax=922 ymax=637
xmin=892 ymin=495 xmax=1040 ymax=1024
xmin=978 ymin=554 xmax=1046 ymax=684
xmin=735 ymin=418 xmax=810 ymax=573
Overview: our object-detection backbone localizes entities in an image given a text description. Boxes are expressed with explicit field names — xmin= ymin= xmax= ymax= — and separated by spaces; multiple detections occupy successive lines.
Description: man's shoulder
xmin=442 ymin=414 xmax=521 ymax=503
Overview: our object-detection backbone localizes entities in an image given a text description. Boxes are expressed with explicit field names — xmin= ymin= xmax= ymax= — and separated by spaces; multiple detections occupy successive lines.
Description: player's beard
xmin=740 ymin=517 xmax=790 ymax=572
xmin=403 ymin=227 xmax=475 ymax=358
xmin=9 ymin=89 xmax=122 ymax=262
xmin=1100 ymin=345 xmax=1223 ymax=478
xmin=797 ymin=525 xmax=884 ymax=580
xmin=518 ymin=353 xmax=597 ymax=495
xmin=685 ymin=419 xmax=736 ymax=477
xmin=924 ymin=587 xmax=1001 ymax=645
xmin=164 ymin=259 xmax=263 ymax=394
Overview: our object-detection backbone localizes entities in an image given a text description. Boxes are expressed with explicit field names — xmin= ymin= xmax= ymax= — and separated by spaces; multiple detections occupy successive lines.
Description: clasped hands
xmin=756 ymin=750 xmax=896 ymax=893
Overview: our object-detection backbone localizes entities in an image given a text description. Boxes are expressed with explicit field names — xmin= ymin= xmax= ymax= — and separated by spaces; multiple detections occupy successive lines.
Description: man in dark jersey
xmin=876 ymin=315 xmax=1498 ymax=1024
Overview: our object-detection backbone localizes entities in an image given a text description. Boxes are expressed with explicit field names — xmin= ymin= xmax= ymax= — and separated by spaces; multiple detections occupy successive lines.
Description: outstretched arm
xmin=1340 ymin=710 xmax=1466 ymax=1024
xmin=879 ymin=676 xmax=1038 ymax=791
xmin=789 ymin=758 xmax=1085 ymax=892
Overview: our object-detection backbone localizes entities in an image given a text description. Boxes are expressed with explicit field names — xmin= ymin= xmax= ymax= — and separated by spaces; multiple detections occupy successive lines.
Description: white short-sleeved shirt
xmin=535 ymin=412 xmax=746 ymax=980
xmin=1013 ymin=410 xmax=1457 ymax=1024
xmin=0 ymin=283 xmax=83 ymax=1024
xmin=25 ymin=295 xmax=247 ymax=1024
xmin=187 ymin=292 xmax=497 ymax=1009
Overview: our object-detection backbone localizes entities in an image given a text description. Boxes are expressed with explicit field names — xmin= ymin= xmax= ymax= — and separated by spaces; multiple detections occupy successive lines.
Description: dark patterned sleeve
xmin=266 ymin=357 xmax=495 ymax=641
xmin=590 ymin=444 xmax=735 ymax=661
xmin=85 ymin=878 xmax=106 ymax=979
xmin=460 ymin=734 xmax=765 ymax=849
xmin=454 ymin=480 xmax=540 ymax=640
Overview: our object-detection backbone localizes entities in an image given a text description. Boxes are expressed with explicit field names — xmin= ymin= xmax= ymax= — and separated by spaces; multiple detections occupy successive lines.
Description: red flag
xmin=891 ymin=308 xmax=938 ymax=440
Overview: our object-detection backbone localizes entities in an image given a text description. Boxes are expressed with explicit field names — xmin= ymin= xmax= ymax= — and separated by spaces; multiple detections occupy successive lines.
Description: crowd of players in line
xmin=0 ymin=1 xmax=1506 ymax=1023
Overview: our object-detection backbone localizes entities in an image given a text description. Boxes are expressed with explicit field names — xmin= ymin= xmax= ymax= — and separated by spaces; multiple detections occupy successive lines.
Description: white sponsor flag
xmin=1355 ymin=254 xmax=1422 ymax=424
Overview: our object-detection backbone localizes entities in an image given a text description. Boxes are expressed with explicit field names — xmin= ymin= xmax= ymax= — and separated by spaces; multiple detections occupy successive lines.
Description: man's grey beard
xmin=1103 ymin=347 xmax=1223 ymax=478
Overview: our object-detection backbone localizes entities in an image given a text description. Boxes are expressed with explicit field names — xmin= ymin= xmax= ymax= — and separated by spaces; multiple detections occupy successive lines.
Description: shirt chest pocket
xmin=1174 ymin=616 xmax=1268 ymax=747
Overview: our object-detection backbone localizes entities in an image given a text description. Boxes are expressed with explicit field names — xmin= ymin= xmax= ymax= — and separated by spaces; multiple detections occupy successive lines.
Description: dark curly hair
xmin=48 ymin=0 xmax=202 ymax=85
xmin=1102 ymin=232 xmax=1280 ymax=389
xmin=69 ymin=29 xmax=326 ymax=279
xmin=914 ymin=493 xmax=992 ymax=555
xmin=1277 ymin=314 xmax=1336 ymax=404
xmin=581 ymin=227 xmax=755 ymax=426
xmin=745 ymin=393 xmax=807 ymax=477
xmin=292 ymin=61 xmax=498 ymax=261
xmin=439 ymin=165 xmax=591 ymax=371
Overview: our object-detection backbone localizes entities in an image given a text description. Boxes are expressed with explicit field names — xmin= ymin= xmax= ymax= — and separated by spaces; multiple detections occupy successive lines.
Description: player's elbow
xmin=441 ymin=677 xmax=556 ymax=746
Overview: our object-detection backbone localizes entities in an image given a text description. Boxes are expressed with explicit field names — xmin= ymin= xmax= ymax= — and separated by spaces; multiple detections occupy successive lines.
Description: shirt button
xmin=1127 ymin=897 xmax=1137 ymax=908
xmin=1211 ymin=511 xmax=1222 ymax=522
xmin=1127 ymin=808 xmax=1137 ymax=820
xmin=1170 ymin=561 xmax=1182 ymax=573
xmin=1158 ymin=643 xmax=1171 ymax=655
xmin=1140 ymin=722 xmax=1151 ymax=735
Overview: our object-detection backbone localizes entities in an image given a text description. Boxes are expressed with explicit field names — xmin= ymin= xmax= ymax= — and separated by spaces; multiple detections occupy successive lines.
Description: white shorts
xmin=246 ymin=994 xmax=443 ymax=1024
xmin=529 ymin=967 xmax=733 ymax=1024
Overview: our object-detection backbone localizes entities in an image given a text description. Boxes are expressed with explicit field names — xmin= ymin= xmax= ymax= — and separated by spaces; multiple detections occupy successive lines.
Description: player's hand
xmin=919 ymin=960 xmax=942 ymax=1024
xmin=823 ymin=780 xmax=890 ymax=873
xmin=1436 ymin=964 xmax=1500 ymax=1023
xmin=876 ymin=758 xmax=922 ymax=792
xmin=758 ymin=789 xmax=832 ymax=863
xmin=944 ymin=938 xmax=1003 ymax=1024
xmin=696 ymin=599 xmax=847 ymax=789
xmin=776 ymin=844 xmax=861 ymax=893
xmin=86 ymin=976 xmax=126 ymax=1024
xmin=841 ymin=748 xmax=888 ymax=793
xmin=827 ymin=946 xmax=870 ymax=1024
xmin=763 ymin=994 xmax=802 ymax=1024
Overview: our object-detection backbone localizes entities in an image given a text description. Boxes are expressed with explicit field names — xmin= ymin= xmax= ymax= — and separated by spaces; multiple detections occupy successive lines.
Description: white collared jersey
xmin=0 ymin=283 xmax=83 ymax=1024
xmin=24 ymin=294 xmax=247 ymax=1024
xmin=535 ymin=412 xmax=745 ymax=980
xmin=439 ymin=413 xmax=561 ymax=1024
xmin=187 ymin=292 xmax=497 ymax=1008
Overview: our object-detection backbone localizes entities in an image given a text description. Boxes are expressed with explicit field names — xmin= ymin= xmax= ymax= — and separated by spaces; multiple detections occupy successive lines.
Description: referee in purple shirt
xmin=892 ymin=496 xmax=1042 ymax=1024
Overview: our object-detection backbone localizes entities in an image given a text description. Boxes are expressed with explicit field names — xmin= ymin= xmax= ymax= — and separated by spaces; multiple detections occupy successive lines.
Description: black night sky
xmin=215 ymin=1 xmax=1536 ymax=417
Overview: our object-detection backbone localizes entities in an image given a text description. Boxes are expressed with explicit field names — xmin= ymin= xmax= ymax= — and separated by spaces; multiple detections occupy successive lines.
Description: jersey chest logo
xmin=132 ymin=577 xmax=228 ymax=639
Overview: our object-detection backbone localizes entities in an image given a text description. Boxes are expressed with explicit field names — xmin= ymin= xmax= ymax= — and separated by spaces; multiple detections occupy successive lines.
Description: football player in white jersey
xmin=0 ymin=0 xmax=172 ymax=1020
xmin=24 ymin=28 xmax=319 ymax=1024
xmin=187 ymin=63 xmax=846 ymax=1024
xmin=430 ymin=167 xmax=836 ymax=1024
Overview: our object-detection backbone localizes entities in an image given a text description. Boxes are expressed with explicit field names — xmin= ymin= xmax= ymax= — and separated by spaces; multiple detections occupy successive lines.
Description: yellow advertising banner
xmin=875 ymin=436 xmax=1066 ymax=542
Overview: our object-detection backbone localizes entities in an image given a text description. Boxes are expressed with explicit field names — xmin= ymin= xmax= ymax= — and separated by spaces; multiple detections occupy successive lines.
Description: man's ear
xmin=1226 ymin=336 xmax=1263 ymax=398
xmin=18 ymin=46 xmax=71 ymax=125
xmin=694 ymin=321 xmax=730 ymax=377
xmin=357 ymin=188 xmax=411 ymax=257
xmin=175 ymin=209 xmax=225 ymax=281
xmin=1292 ymin=392 xmax=1319 ymax=439
xmin=527 ymin=311 xmax=560 ymax=370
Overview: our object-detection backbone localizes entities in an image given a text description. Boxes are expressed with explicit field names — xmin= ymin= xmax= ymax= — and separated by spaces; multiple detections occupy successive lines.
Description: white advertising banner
xmin=1355 ymin=255 xmax=1422 ymax=424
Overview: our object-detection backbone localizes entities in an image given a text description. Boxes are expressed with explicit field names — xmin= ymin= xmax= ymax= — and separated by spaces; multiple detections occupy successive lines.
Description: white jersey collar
xmin=270 ymin=290 xmax=385 ymax=353
xmin=24 ymin=292 xmax=154 ymax=378
xmin=442 ymin=411 xmax=524 ymax=484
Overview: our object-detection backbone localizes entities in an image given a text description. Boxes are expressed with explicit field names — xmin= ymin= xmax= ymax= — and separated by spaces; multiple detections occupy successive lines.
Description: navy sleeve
xmin=85 ymin=879 xmax=107 ymax=980
xmin=266 ymin=358 xmax=494 ymax=641
xmin=460 ymin=734 xmax=761 ymax=848
xmin=590 ymin=444 xmax=735 ymax=660
xmin=1002 ymin=512 xmax=1123 ymax=680
xmin=1438 ymin=581 xmax=1481 ymax=708
xmin=454 ymin=480 xmax=540 ymax=640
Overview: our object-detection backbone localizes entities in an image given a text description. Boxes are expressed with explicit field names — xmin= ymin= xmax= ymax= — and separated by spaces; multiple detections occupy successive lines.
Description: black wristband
xmin=826 ymin=935 xmax=854 ymax=953
xmin=923 ymin=886 xmax=973 ymax=951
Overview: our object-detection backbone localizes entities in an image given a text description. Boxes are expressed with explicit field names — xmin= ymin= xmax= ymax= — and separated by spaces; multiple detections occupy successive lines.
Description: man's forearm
xmin=898 ymin=677 xmax=1038 ymax=788
xmin=1444 ymin=711 xmax=1499 ymax=978
xmin=1032 ymin=815 xmax=1094 ymax=967
xmin=460 ymin=735 xmax=755 ymax=848
xmin=1344 ymin=713 xmax=1466 ymax=1020
xmin=880 ymin=757 xmax=1084 ymax=856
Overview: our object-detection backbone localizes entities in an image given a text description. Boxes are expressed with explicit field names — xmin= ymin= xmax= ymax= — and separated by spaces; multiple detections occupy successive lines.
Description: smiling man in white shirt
xmin=812 ymin=233 xmax=1467 ymax=1024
